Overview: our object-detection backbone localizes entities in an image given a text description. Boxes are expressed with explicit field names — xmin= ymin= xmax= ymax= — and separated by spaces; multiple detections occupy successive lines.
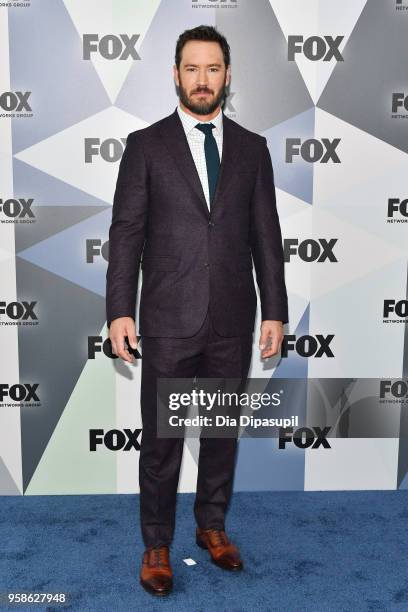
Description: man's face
xmin=174 ymin=40 xmax=230 ymax=116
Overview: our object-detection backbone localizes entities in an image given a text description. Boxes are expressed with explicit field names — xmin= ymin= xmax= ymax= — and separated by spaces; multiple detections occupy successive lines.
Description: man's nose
xmin=196 ymin=70 xmax=209 ymax=85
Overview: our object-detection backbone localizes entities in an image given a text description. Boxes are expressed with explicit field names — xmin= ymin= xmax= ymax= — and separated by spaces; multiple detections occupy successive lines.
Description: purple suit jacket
xmin=106 ymin=107 xmax=288 ymax=337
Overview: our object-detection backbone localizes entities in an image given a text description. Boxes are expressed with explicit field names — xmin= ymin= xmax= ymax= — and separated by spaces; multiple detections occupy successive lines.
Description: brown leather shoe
xmin=196 ymin=528 xmax=243 ymax=571
xmin=139 ymin=545 xmax=173 ymax=596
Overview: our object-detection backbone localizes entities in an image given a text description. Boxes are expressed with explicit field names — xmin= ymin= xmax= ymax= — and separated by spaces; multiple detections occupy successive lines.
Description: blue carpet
xmin=1 ymin=490 xmax=408 ymax=611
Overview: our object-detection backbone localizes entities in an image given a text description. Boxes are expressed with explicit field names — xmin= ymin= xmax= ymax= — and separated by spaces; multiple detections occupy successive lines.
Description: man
xmin=106 ymin=25 xmax=288 ymax=596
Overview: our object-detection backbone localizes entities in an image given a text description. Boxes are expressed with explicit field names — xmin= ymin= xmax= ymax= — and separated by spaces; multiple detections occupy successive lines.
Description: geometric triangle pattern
xmin=17 ymin=258 xmax=107 ymax=491
xmin=13 ymin=158 xmax=110 ymax=207
xmin=270 ymin=0 xmax=368 ymax=103
xmin=63 ymin=0 xmax=162 ymax=105
xmin=9 ymin=0 xmax=111 ymax=154
xmin=116 ymin=0 xmax=218 ymax=122
xmin=318 ymin=0 xmax=408 ymax=155
xmin=14 ymin=107 xmax=149 ymax=204
xmin=0 ymin=458 xmax=21 ymax=496
xmin=1 ymin=0 xmax=407 ymax=496
xmin=216 ymin=0 xmax=314 ymax=132
xmin=264 ymin=108 xmax=315 ymax=203
xmin=18 ymin=208 xmax=112 ymax=296
xmin=15 ymin=205 xmax=110 ymax=253
xmin=25 ymin=323 xmax=117 ymax=495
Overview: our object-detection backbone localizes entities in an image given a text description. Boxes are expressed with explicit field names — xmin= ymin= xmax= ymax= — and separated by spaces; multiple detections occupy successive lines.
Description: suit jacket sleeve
xmin=250 ymin=136 xmax=289 ymax=324
xmin=106 ymin=132 xmax=148 ymax=329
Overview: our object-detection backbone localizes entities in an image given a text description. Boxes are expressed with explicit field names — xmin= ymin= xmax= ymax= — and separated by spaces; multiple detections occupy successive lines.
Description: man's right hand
xmin=109 ymin=316 xmax=139 ymax=363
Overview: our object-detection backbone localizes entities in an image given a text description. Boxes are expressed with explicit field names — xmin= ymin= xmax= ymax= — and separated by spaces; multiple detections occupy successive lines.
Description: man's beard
xmin=178 ymin=78 xmax=227 ymax=116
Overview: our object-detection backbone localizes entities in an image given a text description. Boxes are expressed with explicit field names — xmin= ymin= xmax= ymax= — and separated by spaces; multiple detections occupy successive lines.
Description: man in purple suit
xmin=106 ymin=25 xmax=288 ymax=596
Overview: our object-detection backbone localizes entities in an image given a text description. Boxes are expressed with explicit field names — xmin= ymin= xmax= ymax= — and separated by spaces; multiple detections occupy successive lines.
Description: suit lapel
xmin=159 ymin=108 xmax=242 ymax=218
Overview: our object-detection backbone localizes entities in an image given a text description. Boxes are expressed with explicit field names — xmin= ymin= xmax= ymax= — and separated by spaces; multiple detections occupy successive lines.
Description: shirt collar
xmin=177 ymin=104 xmax=223 ymax=136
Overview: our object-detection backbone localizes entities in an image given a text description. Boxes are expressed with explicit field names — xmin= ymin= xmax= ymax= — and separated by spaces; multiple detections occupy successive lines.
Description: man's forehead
xmin=181 ymin=40 xmax=224 ymax=62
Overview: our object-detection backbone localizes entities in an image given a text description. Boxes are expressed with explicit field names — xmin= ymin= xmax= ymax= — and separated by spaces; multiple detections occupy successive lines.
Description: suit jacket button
xmin=208 ymin=221 xmax=214 ymax=227
xmin=204 ymin=262 xmax=209 ymax=268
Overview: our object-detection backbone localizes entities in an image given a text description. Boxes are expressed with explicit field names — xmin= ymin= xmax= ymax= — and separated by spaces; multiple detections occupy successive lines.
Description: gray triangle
xmin=319 ymin=0 xmax=408 ymax=154
xmin=15 ymin=206 xmax=110 ymax=252
xmin=398 ymin=414 xmax=408 ymax=488
xmin=0 ymin=457 xmax=21 ymax=495
xmin=399 ymin=264 xmax=408 ymax=487
xmin=216 ymin=0 xmax=314 ymax=131
xmin=16 ymin=258 xmax=107 ymax=492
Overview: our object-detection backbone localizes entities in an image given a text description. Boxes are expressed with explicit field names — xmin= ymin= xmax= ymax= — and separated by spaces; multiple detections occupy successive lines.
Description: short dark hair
xmin=175 ymin=25 xmax=230 ymax=69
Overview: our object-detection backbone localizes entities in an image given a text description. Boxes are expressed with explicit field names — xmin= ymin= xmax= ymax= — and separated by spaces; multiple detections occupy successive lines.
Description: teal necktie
xmin=195 ymin=122 xmax=220 ymax=208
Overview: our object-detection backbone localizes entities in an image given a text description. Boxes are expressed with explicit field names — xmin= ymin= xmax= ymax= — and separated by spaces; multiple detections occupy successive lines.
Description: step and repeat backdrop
xmin=0 ymin=0 xmax=407 ymax=496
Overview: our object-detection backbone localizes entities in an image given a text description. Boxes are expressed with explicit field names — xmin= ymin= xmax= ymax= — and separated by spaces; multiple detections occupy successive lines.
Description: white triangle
xmin=276 ymin=187 xmax=310 ymax=221
xmin=315 ymin=0 xmax=368 ymax=101
xmin=307 ymin=206 xmax=405 ymax=299
xmin=179 ymin=441 xmax=199 ymax=493
xmin=314 ymin=107 xmax=408 ymax=252
xmin=15 ymin=107 xmax=149 ymax=203
xmin=63 ymin=0 xmax=161 ymax=103
xmin=269 ymin=0 xmax=368 ymax=103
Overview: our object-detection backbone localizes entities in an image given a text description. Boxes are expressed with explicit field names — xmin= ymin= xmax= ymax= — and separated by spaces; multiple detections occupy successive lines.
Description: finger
xmin=259 ymin=329 xmax=271 ymax=350
xmin=127 ymin=328 xmax=138 ymax=350
xmin=116 ymin=345 xmax=135 ymax=363
xmin=113 ymin=336 xmax=135 ymax=363
xmin=262 ymin=337 xmax=281 ymax=359
xmin=110 ymin=335 xmax=120 ymax=355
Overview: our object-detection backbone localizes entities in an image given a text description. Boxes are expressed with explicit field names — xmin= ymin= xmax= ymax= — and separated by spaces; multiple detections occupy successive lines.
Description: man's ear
xmin=226 ymin=65 xmax=231 ymax=88
xmin=173 ymin=64 xmax=179 ymax=87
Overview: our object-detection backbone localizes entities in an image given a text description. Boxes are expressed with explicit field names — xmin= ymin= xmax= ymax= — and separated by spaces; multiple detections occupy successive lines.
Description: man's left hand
xmin=259 ymin=320 xmax=284 ymax=359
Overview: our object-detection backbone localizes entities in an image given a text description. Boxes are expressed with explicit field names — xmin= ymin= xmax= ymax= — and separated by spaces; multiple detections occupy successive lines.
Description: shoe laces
xmin=208 ymin=529 xmax=228 ymax=547
xmin=149 ymin=546 xmax=168 ymax=567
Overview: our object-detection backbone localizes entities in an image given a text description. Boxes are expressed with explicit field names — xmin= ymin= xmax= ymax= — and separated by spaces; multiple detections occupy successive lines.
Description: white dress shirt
xmin=176 ymin=104 xmax=223 ymax=210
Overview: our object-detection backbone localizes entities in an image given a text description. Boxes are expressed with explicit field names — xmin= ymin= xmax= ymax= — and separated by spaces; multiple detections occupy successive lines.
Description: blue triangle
xmin=235 ymin=438 xmax=305 ymax=491
xmin=274 ymin=304 xmax=310 ymax=378
xmin=263 ymin=108 xmax=315 ymax=205
xmin=399 ymin=474 xmax=408 ymax=490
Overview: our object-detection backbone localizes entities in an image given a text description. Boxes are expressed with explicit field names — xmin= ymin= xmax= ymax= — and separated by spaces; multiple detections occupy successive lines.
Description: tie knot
xmin=195 ymin=122 xmax=215 ymax=136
